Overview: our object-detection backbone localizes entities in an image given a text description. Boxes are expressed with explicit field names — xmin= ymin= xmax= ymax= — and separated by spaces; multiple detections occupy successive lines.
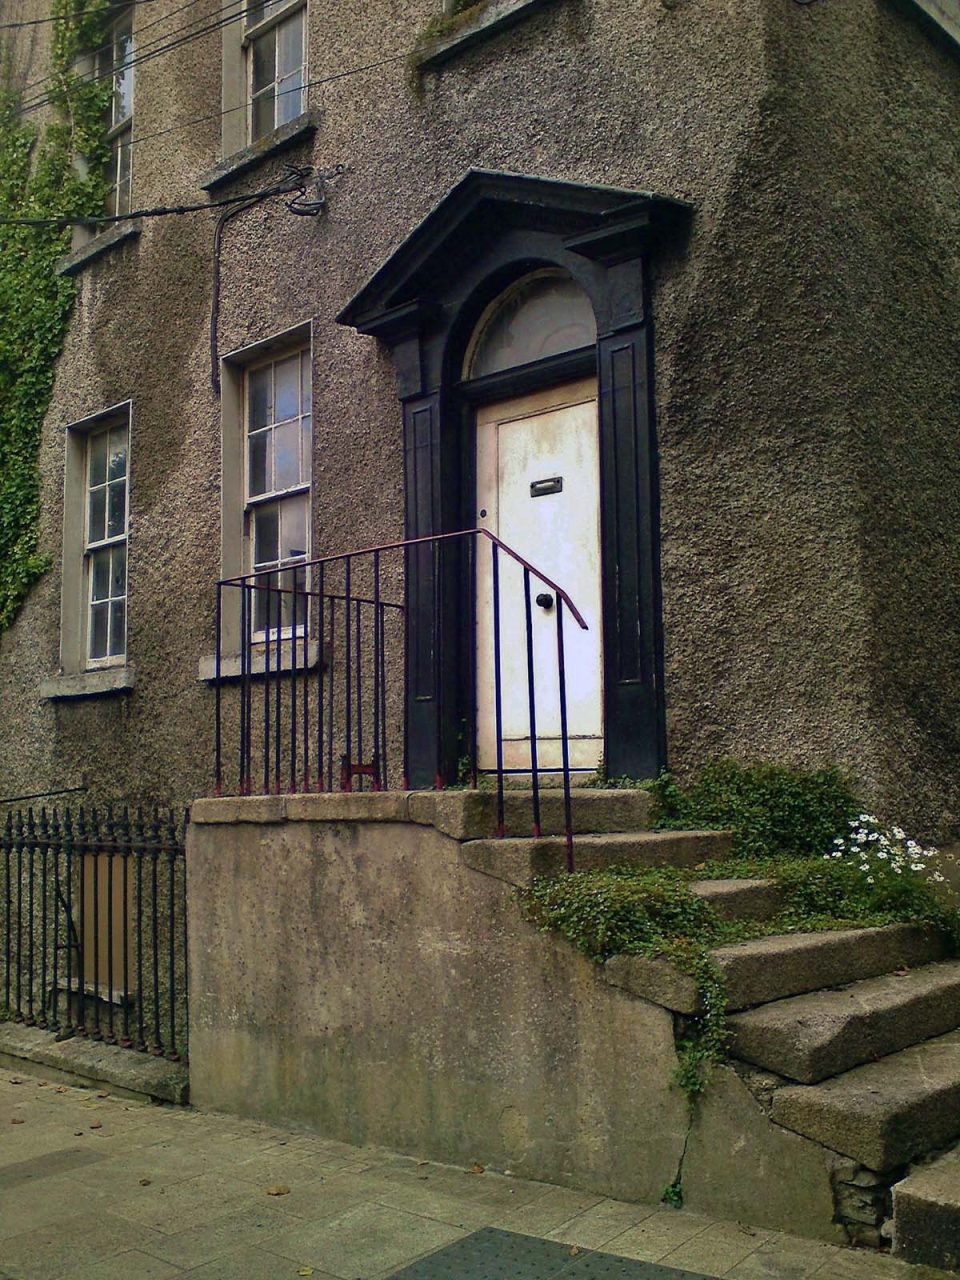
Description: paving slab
xmin=0 ymin=1075 xmax=954 ymax=1280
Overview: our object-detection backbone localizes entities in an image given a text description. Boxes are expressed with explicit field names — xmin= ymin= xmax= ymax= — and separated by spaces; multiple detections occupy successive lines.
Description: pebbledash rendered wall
xmin=0 ymin=0 xmax=956 ymax=839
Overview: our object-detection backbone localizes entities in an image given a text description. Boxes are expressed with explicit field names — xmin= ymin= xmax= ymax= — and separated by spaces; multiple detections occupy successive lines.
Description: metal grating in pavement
xmin=386 ymin=1227 xmax=717 ymax=1280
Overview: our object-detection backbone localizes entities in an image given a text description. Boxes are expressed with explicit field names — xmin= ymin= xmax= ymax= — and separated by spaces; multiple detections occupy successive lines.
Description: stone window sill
xmin=199 ymin=111 xmax=320 ymax=192
xmin=199 ymin=640 xmax=323 ymax=682
xmin=40 ymin=667 xmax=136 ymax=700
xmin=416 ymin=0 xmax=559 ymax=73
xmin=56 ymin=223 xmax=141 ymax=278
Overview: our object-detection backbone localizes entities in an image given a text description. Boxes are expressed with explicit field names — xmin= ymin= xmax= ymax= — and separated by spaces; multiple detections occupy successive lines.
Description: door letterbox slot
xmin=530 ymin=476 xmax=563 ymax=498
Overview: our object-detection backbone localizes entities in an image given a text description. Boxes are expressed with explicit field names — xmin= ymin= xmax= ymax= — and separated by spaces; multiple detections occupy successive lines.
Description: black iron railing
xmin=0 ymin=806 xmax=188 ymax=1060
xmin=214 ymin=529 xmax=588 ymax=868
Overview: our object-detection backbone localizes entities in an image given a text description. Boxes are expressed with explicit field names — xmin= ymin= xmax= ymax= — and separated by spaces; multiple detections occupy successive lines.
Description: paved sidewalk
xmin=0 ymin=1075 xmax=948 ymax=1280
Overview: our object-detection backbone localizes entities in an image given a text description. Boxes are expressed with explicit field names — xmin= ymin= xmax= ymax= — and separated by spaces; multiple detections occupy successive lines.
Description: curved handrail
xmin=219 ymin=527 xmax=590 ymax=631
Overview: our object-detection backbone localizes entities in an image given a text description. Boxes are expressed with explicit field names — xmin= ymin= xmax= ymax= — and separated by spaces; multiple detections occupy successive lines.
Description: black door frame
xmin=337 ymin=170 xmax=692 ymax=787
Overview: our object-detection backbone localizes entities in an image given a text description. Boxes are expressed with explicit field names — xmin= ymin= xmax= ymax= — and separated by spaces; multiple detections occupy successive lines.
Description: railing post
xmin=38 ymin=808 xmax=49 ymax=1029
xmin=120 ymin=807 xmax=132 ymax=1047
xmin=49 ymin=808 xmax=60 ymax=1033
xmin=2 ymin=811 xmax=11 ymax=1019
xmin=492 ymin=544 xmax=505 ymax=838
xmin=556 ymin=598 xmax=575 ymax=872
xmin=214 ymin=583 xmax=223 ymax=795
xmin=25 ymin=808 xmax=35 ymax=1025
xmin=523 ymin=568 xmax=542 ymax=838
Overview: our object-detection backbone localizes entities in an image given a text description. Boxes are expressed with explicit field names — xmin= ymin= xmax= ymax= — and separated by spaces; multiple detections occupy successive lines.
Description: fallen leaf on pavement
xmin=11 ymin=1118 xmax=24 ymax=1125
xmin=74 ymin=1131 xmax=84 ymax=1137
xmin=569 ymin=1246 xmax=581 ymax=1257
xmin=55 ymin=1086 xmax=68 ymax=1094
xmin=297 ymin=1270 xmax=314 ymax=1277
xmin=266 ymin=1185 xmax=291 ymax=1196
xmin=96 ymin=1092 xmax=109 ymax=1099
xmin=468 ymin=1162 xmax=485 ymax=1175
xmin=89 ymin=1121 xmax=103 ymax=1130
xmin=8 ymin=1078 xmax=22 ymax=1085
xmin=139 ymin=1178 xmax=151 ymax=1187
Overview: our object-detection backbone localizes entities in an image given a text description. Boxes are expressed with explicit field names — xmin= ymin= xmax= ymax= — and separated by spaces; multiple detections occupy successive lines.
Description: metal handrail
xmin=214 ymin=527 xmax=589 ymax=869
xmin=218 ymin=528 xmax=590 ymax=632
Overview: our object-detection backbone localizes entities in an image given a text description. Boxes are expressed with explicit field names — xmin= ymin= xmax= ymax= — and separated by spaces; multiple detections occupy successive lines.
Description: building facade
xmin=0 ymin=0 xmax=957 ymax=839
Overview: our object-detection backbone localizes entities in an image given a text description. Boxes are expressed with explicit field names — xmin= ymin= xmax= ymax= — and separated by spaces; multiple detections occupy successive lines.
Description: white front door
xmin=475 ymin=378 xmax=604 ymax=772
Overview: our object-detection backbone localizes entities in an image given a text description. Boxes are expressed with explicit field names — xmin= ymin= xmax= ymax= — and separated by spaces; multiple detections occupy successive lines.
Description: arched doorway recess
xmin=338 ymin=170 xmax=692 ymax=788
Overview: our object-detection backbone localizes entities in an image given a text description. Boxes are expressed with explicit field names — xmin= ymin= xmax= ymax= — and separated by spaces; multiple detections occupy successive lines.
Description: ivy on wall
xmin=0 ymin=0 xmax=109 ymax=632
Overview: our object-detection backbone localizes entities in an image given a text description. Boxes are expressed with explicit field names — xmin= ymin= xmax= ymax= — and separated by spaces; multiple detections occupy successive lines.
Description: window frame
xmin=242 ymin=346 xmax=313 ymax=640
xmin=58 ymin=402 xmax=133 ymax=681
xmin=83 ymin=421 xmax=130 ymax=667
xmin=98 ymin=5 xmax=134 ymax=217
xmin=243 ymin=0 xmax=307 ymax=145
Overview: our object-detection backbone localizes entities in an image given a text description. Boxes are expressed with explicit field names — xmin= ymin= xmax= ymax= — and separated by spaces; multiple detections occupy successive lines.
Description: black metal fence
xmin=215 ymin=528 xmax=588 ymax=868
xmin=0 ymin=806 xmax=188 ymax=1060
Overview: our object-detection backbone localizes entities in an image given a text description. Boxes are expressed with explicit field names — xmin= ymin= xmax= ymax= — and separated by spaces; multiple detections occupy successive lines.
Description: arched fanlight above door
xmin=465 ymin=269 xmax=598 ymax=379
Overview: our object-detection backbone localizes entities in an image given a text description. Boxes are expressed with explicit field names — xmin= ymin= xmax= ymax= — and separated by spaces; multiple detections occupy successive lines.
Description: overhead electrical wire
xmin=0 ymin=162 xmax=317 ymax=226
xmin=12 ymin=0 xmax=212 ymax=95
xmin=18 ymin=0 xmax=247 ymax=113
xmin=0 ymin=0 xmax=164 ymax=31
xmin=126 ymin=54 xmax=406 ymax=149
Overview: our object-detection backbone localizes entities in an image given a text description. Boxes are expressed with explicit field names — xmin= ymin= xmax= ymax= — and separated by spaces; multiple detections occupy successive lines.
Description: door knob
xmin=535 ymin=593 xmax=554 ymax=610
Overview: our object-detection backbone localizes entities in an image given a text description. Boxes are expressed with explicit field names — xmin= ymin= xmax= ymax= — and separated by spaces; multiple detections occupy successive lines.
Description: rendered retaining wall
xmin=186 ymin=796 xmax=845 ymax=1240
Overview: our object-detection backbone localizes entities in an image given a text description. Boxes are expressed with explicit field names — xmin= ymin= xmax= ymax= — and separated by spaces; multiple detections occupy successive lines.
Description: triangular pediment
xmin=337 ymin=169 xmax=691 ymax=336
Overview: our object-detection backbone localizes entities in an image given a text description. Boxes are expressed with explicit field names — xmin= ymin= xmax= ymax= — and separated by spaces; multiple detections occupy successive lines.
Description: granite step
xmin=601 ymin=923 xmax=947 ymax=1015
xmin=770 ymin=1028 xmax=960 ymax=1171
xmin=893 ymin=1148 xmax=960 ymax=1270
xmin=407 ymin=787 xmax=654 ymax=840
xmin=689 ymin=877 xmax=783 ymax=922
xmin=728 ymin=960 xmax=960 ymax=1083
xmin=461 ymin=829 xmax=735 ymax=887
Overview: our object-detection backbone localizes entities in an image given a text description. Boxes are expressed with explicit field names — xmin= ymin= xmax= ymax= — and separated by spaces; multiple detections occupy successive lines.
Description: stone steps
xmin=770 ymin=1028 xmax=960 ymax=1171
xmin=461 ymin=829 xmax=735 ymax=887
xmin=689 ymin=877 xmax=782 ymax=921
xmin=727 ymin=959 xmax=960 ymax=1083
xmin=893 ymin=1148 xmax=960 ymax=1271
xmin=601 ymin=923 xmax=947 ymax=1015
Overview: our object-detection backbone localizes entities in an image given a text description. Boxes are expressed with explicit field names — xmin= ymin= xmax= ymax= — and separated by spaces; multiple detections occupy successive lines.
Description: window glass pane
xmin=301 ymin=417 xmax=311 ymax=483
xmin=108 ymin=431 xmax=127 ymax=481
xmin=90 ymin=603 xmax=109 ymax=660
xmin=91 ymin=549 xmax=111 ymax=602
xmin=254 ymin=504 xmax=279 ymax=567
xmin=109 ymin=600 xmax=126 ymax=658
xmin=248 ymin=430 xmax=270 ymax=496
xmin=469 ymin=272 xmax=597 ymax=378
xmin=252 ymin=33 xmax=275 ymax=93
xmin=255 ymin=572 xmax=278 ymax=633
xmin=112 ymin=19 xmax=133 ymax=127
xmin=274 ymin=355 xmax=299 ymax=421
xmin=111 ymin=544 xmax=127 ymax=598
xmin=277 ymin=11 xmax=302 ymax=76
xmin=108 ymin=479 xmax=126 ymax=538
xmin=300 ymin=352 xmax=311 ymax=413
xmin=248 ymin=366 xmax=272 ymax=430
xmin=252 ymin=91 xmax=274 ymax=141
xmin=273 ymin=420 xmax=300 ymax=490
xmin=88 ymin=487 xmax=106 ymax=544
xmin=276 ymin=69 xmax=302 ymax=125
xmin=89 ymin=433 xmax=108 ymax=486
xmin=117 ymin=134 xmax=131 ymax=184
xmin=281 ymin=494 xmax=308 ymax=561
